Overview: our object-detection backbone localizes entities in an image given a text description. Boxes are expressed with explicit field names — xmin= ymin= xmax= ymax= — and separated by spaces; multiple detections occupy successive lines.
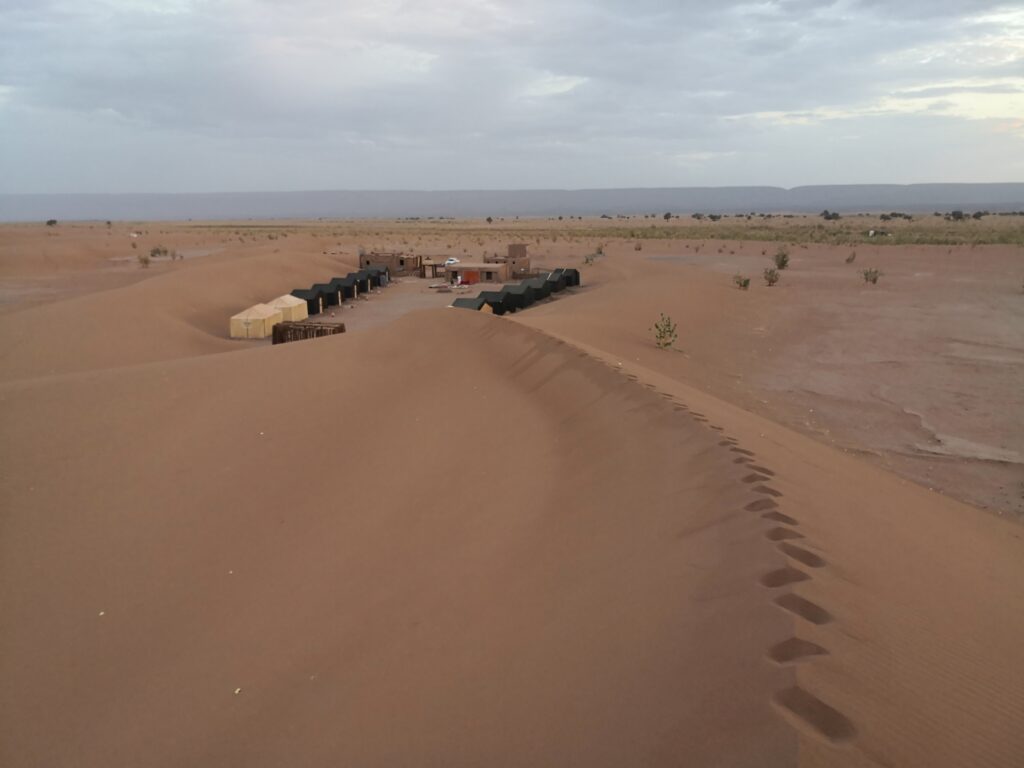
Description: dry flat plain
xmin=1 ymin=216 xmax=1023 ymax=767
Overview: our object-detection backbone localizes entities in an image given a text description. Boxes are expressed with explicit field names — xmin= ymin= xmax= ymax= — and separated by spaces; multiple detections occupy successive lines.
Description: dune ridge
xmin=2 ymin=310 xmax=804 ymax=767
xmin=1 ymin=223 xmax=1022 ymax=766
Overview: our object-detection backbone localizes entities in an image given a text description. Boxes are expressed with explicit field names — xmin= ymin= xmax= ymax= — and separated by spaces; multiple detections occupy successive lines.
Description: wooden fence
xmin=272 ymin=321 xmax=346 ymax=345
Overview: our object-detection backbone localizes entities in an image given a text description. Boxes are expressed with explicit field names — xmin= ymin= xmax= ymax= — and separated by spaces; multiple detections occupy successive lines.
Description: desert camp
xmin=3 ymin=2 xmax=1024 ymax=766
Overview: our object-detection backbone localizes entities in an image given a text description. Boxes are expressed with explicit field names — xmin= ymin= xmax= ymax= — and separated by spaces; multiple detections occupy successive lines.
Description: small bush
xmin=137 ymin=252 xmax=151 ymax=268
xmin=846 ymin=251 xmax=857 ymax=264
xmin=763 ymin=267 xmax=780 ymax=286
xmin=773 ymin=248 xmax=790 ymax=270
xmin=45 ymin=219 xmax=57 ymax=227
xmin=862 ymin=268 xmax=882 ymax=284
xmin=651 ymin=313 xmax=677 ymax=349
xmin=634 ymin=241 xmax=642 ymax=251
xmin=733 ymin=274 xmax=750 ymax=290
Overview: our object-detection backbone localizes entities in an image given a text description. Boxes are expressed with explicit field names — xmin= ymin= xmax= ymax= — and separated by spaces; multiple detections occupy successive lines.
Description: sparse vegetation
xmin=846 ymin=251 xmax=857 ymax=264
xmin=137 ymin=252 xmax=151 ymax=268
xmin=651 ymin=313 xmax=678 ymax=349
xmin=862 ymin=268 xmax=882 ymax=284
xmin=763 ymin=267 xmax=780 ymax=286
xmin=634 ymin=241 xmax=642 ymax=251
xmin=773 ymin=247 xmax=790 ymax=270
xmin=733 ymin=274 xmax=751 ymax=290
xmin=45 ymin=219 xmax=57 ymax=227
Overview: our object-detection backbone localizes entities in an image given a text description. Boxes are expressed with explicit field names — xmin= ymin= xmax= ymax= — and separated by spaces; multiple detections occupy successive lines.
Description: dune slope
xmin=1 ymin=310 xmax=798 ymax=767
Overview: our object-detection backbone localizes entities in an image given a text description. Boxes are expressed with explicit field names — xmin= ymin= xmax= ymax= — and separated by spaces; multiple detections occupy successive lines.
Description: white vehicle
xmin=444 ymin=257 xmax=460 ymax=266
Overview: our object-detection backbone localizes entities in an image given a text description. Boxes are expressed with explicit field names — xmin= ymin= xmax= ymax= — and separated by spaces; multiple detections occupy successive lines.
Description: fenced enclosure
xmin=272 ymin=321 xmax=346 ymax=345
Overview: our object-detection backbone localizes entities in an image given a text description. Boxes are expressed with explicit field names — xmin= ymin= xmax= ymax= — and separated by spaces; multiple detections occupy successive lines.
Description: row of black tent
xmin=290 ymin=265 xmax=391 ymax=316
xmin=450 ymin=268 xmax=580 ymax=315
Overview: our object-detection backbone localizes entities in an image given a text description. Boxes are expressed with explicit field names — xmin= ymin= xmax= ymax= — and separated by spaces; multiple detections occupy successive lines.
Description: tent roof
xmin=311 ymin=282 xmax=335 ymax=292
xmin=451 ymin=297 xmax=486 ymax=310
xmin=231 ymin=303 xmax=280 ymax=320
xmin=269 ymin=295 xmax=305 ymax=308
xmin=478 ymin=290 xmax=510 ymax=303
xmin=291 ymin=288 xmax=321 ymax=299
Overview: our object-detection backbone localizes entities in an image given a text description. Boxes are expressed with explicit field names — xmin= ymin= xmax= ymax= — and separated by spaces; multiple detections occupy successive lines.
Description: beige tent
xmin=268 ymin=294 xmax=309 ymax=322
xmin=229 ymin=303 xmax=283 ymax=339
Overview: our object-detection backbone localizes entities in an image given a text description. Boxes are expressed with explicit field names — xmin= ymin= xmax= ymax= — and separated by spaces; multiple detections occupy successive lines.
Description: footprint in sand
xmin=767 ymin=637 xmax=828 ymax=665
xmin=719 ymin=440 xmax=733 ymax=446
xmin=774 ymin=593 xmax=832 ymax=625
xmin=753 ymin=485 xmax=783 ymax=498
xmin=772 ymin=686 xmax=856 ymax=744
xmin=731 ymin=447 xmax=755 ymax=456
xmin=743 ymin=473 xmax=770 ymax=484
xmin=709 ymin=424 xmax=724 ymax=431
xmin=748 ymin=464 xmax=775 ymax=476
xmin=765 ymin=527 xmax=804 ymax=542
xmin=733 ymin=457 xmax=753 ymax=464
xmin=777 ymin=542 xmax=826 ymax=568
xmin=762 ymin=511 xmax=799 ymax=525
xmin=745 ymin=498 xmax=779 ymax=512
xmin=759 ymin=567 xmax=810 ymax=588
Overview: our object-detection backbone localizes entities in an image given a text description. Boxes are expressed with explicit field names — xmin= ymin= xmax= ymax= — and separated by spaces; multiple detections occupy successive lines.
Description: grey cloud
xmin=0 ymin=0 xmax=1021 ymax=193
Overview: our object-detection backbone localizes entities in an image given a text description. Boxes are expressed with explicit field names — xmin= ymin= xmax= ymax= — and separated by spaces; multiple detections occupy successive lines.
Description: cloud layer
xmin=1 ymin=0 xmax=1022 ymax=192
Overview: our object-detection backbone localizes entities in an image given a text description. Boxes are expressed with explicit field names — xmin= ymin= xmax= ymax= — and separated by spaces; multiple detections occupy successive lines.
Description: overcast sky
xmin=1 ymin=0 xmax=1022 ymax=193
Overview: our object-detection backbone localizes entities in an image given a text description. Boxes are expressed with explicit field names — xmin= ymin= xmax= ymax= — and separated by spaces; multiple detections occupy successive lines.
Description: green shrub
xmin=651 ymin=313 xmax=677 ymax=349
xmin=733 ymin=274 xmax=750 ymax=290
xmin=773 ymin=248 xmax=790 ymax=270
xmin=862 ymin=268 xmax=882 ymax=284
xmin=763 ymin=267 xmax=780 ymax=286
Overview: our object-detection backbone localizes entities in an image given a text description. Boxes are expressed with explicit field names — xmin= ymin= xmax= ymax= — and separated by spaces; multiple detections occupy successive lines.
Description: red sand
xmin=1 ymin=221 xmax=1022 ymax=767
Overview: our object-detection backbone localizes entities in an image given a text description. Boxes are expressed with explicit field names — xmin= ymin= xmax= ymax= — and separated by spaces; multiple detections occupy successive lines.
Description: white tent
xmin=268 ymin=294 xmax=309 ymax=322
xmin=229 ymin=303 xmax=283 ymax=339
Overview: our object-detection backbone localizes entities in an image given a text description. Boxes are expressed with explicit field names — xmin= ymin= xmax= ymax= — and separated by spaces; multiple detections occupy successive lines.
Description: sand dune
xmin=3 ymin=312 xmax=797 ymax=766
xmin=0 ymin=247 xmax=356 ymax=381
xmin=1 ymin=224 xmax=1023 ymax=766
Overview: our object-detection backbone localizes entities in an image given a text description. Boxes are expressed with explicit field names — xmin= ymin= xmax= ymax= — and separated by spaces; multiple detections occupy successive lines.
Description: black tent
xmin=451 ymin=296 xmax=486 ymax=311
xmin=523 ymin=277 xmax=553 ymax=299
xmin=312 ymin=282 xmax=341 ymax=306
xmin=290 ymin=288 xmax=324 ymax=316
xmin=478 ymin=290 xmax=512 ymax=315
xmin=545 ymin=269 xmax=568 ymax=292
xmin=366 ymin=265 xmax=391 ymax=286
xmin=355 ymin=269 xmax=383 ymax=289
xmin=562 ymin=268 xmax=581 ymax=287
xmin=330 ymin=275 xmax=358 ymax=300
xmin=500 ymin=284 xmax=535 ymax=311
xmin=351 ymin=270 xmax=371 ymax=293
